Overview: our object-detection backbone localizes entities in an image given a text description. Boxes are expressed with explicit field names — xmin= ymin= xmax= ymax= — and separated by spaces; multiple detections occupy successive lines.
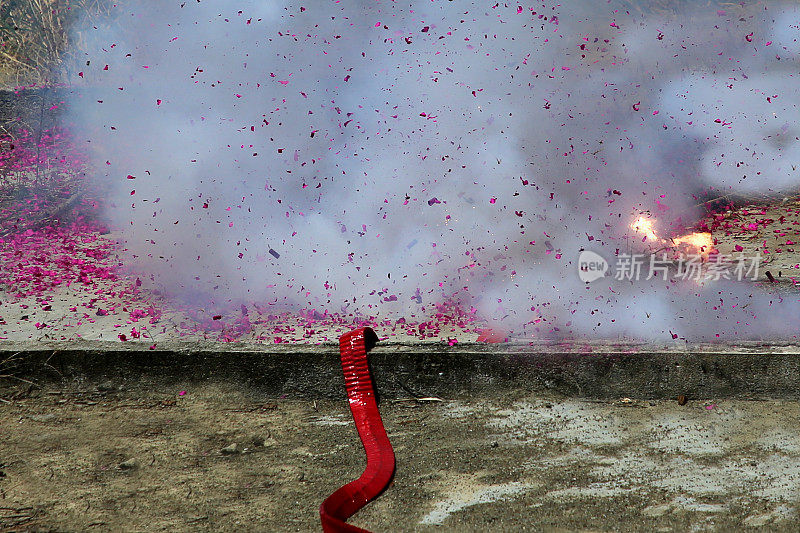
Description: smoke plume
xmin=66 ymin=1 xmax=800 ymax=340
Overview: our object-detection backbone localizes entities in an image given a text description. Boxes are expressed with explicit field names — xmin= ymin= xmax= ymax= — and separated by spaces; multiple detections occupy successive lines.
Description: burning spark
xmin=631 ymin=215 xmax=715 ymax=259
xmin=630 ymin=216 xmax=658 ymax=242
xmin=673 ymin=232 xmax=714 ymax=257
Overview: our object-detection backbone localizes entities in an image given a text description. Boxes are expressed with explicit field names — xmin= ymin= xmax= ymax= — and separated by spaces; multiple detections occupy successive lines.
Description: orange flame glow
xmin=672 ymin=232 xmax=714 ymax=256
xmin=629 ymin=214 xmax=715 ymax=259
xmin=630 ymin=216 xmax=658 ymax=242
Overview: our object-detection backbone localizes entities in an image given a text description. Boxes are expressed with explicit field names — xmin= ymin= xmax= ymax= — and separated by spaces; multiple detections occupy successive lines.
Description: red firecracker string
xmin=320 ymin=327 xmax=395 ymax=532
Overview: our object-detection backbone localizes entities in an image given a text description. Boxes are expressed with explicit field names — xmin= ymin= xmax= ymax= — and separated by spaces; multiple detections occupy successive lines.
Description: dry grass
xmin=0 ymin=352 xmax=21 ymax=385
xmin=0 ymin=352 xmax=38 ymax=406
xmin=0 ymin=0 xmax=116 ymax=87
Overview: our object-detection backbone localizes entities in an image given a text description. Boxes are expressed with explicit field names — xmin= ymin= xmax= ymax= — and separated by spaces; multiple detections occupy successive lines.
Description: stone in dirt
xmin=220 ymin=443 xmax=239 ymax=455
xmin=118 ymin=458 xmax=138 ymax=470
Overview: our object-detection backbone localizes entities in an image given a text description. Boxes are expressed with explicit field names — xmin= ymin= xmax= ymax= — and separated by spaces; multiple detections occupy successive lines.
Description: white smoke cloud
xmin=66 ymin=1 xmax=800 ymax=340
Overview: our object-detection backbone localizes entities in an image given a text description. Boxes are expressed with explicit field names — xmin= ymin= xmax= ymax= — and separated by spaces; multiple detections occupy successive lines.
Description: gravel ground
xmin=2 ymin=377 xmax=800 ymax=531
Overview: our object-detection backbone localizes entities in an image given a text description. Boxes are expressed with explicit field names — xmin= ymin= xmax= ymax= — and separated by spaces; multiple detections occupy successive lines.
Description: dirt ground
xmin=2 ymin=377 xmax=800 ymax=532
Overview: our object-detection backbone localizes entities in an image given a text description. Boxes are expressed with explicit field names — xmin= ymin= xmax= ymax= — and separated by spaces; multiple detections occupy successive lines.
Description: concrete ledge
xmin=3 ymin=340 xmax=800 ymax=399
